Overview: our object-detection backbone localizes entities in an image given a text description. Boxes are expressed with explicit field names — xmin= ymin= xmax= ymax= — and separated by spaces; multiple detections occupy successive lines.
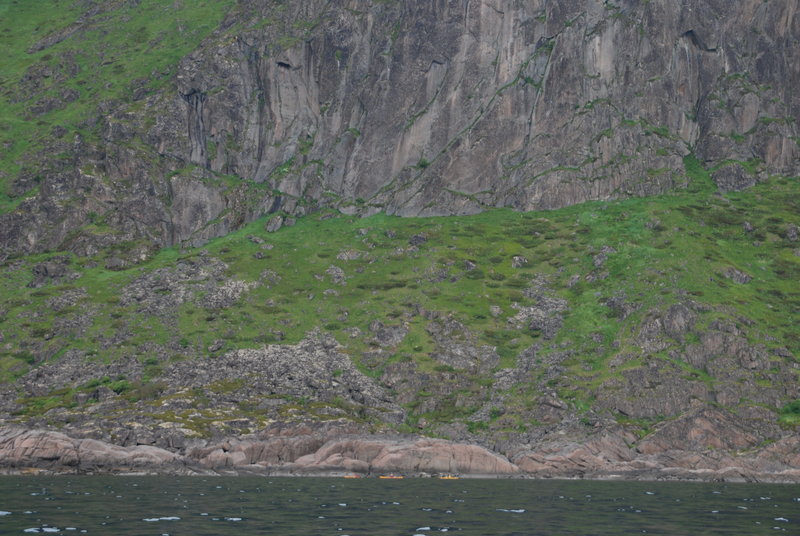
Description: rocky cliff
xmin=1 ymin=0 xmax=798 ymax=256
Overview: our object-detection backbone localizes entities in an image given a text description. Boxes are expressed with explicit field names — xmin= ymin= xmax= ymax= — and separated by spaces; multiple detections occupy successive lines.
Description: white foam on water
xmin=143 ymin=516 xmax=181 ymax=522
xmin=774 ymin=518 xmax=789 ymax=522
xmin=339 ymin=503 xmax=347 ymax=506
xmin=224 ymin=517 xmax=242 ymax=521
xmin=645 ymin=492 xmax=655 ymax=495
xmin=0 ymin=511 xmax=11 ymax=516
xmin=496 ymin=509 xmax=525 ymax=513
xmin=416 ymin=527 xmax=431 ymax=531
xmin=200 ymin=513 xmax=209 ymax=516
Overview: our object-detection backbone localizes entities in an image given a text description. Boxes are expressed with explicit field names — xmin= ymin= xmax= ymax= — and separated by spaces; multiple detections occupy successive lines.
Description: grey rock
xmin=325 ymin=265 xmax=347 ymax=285
xmin=104 ymin=257 xmax=126 ymax=271
xmin=787 ymin=224 xmax=798 ymax=242
xmin=265 ymin=216 xmax=284 ymax=233
xmin=724 ymin=267 xmax=752 ymax=284
xmin=712 ymin=164 xmax=758 ymax=193
xmin=663 ymin=303 xmax=697 ymax=340
xmin=336 ymin=249 xmax=362 ymax=261
xmin=28 ymin=256 xmax=72 ymax=288
xmin=511 ymin=255 xmax=528 ymax=268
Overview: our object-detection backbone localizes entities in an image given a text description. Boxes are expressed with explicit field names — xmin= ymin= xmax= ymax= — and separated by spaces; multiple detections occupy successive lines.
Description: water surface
xmin=0 ymin=476 xmax=797 ymax=535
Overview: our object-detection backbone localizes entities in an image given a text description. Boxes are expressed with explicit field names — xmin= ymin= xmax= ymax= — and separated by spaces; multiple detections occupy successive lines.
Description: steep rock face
xmin=2 ymin=0 xmax=798 ymax=255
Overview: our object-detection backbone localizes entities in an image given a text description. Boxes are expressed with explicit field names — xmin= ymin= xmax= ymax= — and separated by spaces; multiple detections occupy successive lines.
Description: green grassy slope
xmin=1 ymin=163 xmax=797 ymax=436
xmin=0 ymin=0 xmax=234 ymax=209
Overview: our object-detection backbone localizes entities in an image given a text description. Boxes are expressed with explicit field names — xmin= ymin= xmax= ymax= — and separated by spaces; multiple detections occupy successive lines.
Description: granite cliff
xmin=1 ymin=0 xmax=798 ymax=256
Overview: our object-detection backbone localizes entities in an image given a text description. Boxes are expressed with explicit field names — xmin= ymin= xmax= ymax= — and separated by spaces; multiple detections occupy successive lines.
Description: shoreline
xmin=2 ymin=427 xmax=799 ymax=484
xmin=2 ymin=469 xmax=800 ymax=485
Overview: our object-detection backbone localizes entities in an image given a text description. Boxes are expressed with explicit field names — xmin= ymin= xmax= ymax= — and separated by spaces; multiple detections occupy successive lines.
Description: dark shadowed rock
xmin=409 ymin=234 xmax=428 ymax=247
xmin=28 ymin=256 xmax=72 ymax=288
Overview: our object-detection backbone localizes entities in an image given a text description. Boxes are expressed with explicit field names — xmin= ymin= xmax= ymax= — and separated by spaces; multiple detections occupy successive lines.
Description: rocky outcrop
xmin=3 ymin=417 xmax=800 ymax=481
xmin=0 ymin=428 xmax=181 ymax=474
xmin=162 ymin=332 xmax=403 ymax=417
xmin=290 ymin=437 xmax=519 ymax=475
xmin=3 ymin=0 xmax=798 ymax=255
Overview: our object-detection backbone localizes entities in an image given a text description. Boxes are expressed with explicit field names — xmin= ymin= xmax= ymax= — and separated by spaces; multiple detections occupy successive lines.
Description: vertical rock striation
xmin=2 ymin=0 xmax=799 ymax=254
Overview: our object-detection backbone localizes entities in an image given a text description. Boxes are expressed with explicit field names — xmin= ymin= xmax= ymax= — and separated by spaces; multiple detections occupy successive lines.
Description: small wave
xmin=23 ymin=529 xmax=60 ymax=534
xmin=224 ymin=517 xmax=243 ymax=522
xmin=0 ymin=511 xmax=11 ymax=516
xmin=774 ymin=518 xmax=789 ymax=522
xmin=496 ymin=509 xmax=525 ymax=513
xmin=143 ymin=516 xmax=181 ymax=522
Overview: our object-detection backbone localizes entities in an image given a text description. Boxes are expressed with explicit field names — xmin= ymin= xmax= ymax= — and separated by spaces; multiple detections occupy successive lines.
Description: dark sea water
xmin=0 ymin=476 xmax=797 ymax=535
